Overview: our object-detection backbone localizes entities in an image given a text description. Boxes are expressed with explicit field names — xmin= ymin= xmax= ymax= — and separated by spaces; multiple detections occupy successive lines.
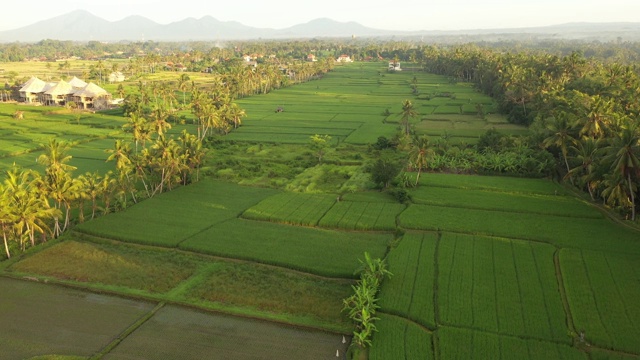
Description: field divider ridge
xmin=377 ymin=311 xmax=434 ymax=334
xmin=412 ymin=201 xmax=602 ymax=220
xmin=90 ymin=301 xmax=166 ymax=360
xmin=553 ymin=249 xmax=577 ymax=341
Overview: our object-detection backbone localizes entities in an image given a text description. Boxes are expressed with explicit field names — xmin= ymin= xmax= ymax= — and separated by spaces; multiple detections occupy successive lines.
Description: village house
xmin=108 ymin=71 xmax=125 ymax=83
xmin=336 ymin=54 xmax=353 ymax=63
xmin=388 ymin=61 xmax=402 ymax=71
xmin=307 ymin=54 xmax=317 ymax=62
xmin=18 ymin=76 xmax=111 ymax=109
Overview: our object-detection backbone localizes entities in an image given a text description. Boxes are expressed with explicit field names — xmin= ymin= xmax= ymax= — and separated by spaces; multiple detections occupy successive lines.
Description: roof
xmin=45 ymin=79 xmax=74 ymax=95
xmin=73 ymin=82 xmax=109 ymax=98
xmin=19 ymin=76 xmax=47 ymax=93
xmin=68 ymin=76 xmax=87 ymax=88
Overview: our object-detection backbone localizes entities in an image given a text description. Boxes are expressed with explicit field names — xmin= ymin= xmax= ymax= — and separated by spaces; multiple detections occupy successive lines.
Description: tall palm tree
xmin=400 ymin=99 xmax=418 ymax=135
xmin=106 ymin=140 xmax=137 ymax=205
xmin=579 ymin=95 xmax=614 ymax=139
xmin=566 ymin=138 xmax=603 ymax=200
xmin=543 ymin=112 xmax=578 ymax=175
xmin=606 ymin=121 xmax=640 ymax=220
xmin=0 ymin=183 xmax=13 ymax=258
xmin=178 ymin=73 xmax=190 ymax=107
xmin=149 ymin=105 xmax=172 ymax=138
xmin=37 ymin=139 xmax=76 ymax=185
xmin=226 ymin=102 xmax=246 ymax=130
xmin=410 ymin=136 xmax=435 ymax=186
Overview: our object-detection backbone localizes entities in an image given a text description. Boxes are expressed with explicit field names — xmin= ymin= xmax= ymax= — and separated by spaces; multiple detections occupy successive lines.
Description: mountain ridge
xmin=1 ymin=10 xmax=639 ymax=42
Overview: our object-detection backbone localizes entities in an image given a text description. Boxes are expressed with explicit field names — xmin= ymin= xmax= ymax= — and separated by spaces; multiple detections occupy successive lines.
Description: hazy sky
xmin=3 ymin=0 xmax=640 ymax=32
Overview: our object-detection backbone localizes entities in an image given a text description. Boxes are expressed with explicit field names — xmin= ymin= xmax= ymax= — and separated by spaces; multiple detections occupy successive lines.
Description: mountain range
xmin=1 ymin=10 xmax=639 ymax=42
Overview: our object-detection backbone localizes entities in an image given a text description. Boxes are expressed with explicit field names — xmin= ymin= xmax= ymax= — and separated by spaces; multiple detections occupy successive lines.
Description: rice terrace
xmin=1 ymin=35 xmax=640 ymax=360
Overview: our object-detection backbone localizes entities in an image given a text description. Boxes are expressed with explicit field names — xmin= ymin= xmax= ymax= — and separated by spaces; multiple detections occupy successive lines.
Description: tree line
xmin=392 ymin=45 xmax=639 ymax=220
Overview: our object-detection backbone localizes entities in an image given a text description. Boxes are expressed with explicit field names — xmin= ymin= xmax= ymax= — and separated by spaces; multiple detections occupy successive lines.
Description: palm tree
xmin=106 ymin=140 xmax=137 ymax=205
xmin=79 ymin=172 xmax=103 ymax=219
xmin=605 ymin=121 xmax=640 ymax=220
xmin=226 ymin=102 xmax=246 ymax=129
xmin=178 ymin=73 xmax=190 ymax=107
xmin=150 ymin=105 xmax=172 ymax=138
xmin=400 ymin=99 xmax=418 ymax=135
xmin=579 ymin=95 xmax=614 ymax=139
xmin=543 ymin=112 xmax=578 ymax=175
xmin=566 ymin=138 xmax=603 ymax=200
xmin=123 ymin=112 xmax=151 ymax=153
xmin=410 ymin=136 xmax=435 ymax=186
xmin=37 ymin=139 xmax=76 ymax=184
xmin=0 ymin=183 xmax=13 ymax=258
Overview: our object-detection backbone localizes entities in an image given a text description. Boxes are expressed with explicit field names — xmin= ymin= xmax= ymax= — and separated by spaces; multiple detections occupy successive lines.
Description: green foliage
xmin=343 ymin=252 xmax=391 ymax=348
xmin=368 ymin=156 xmax=403 ymax=189
xmin=476 ymin=128 xmax=506 ymax=153
xmin=309 ymin=134 xmax=332 ymax=163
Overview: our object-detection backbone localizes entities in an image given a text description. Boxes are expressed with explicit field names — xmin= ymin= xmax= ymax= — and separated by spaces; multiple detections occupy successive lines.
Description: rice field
xmin=241 ymin=191 xmax=337 ymax=226
xmin=178 ymin=218 xmax=390 ymax=278
xmin=560 ymin=249 xmax=640 ymax=354
xmin=378 ymin=232 xmax=437 ymax=328
xmin=368 ymin=314 xmax=433 ymax=360
xmin=436 ymin=327 xmax=586 ymax=360
xmin=2 ymin=62 xmax=640 ymax=359
xmin=438 ymin=233 xmax=568 ymax=341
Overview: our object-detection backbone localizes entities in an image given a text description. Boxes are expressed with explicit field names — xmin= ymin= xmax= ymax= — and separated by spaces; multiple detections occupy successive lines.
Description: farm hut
xmin=336 ymin=54 xmax=353 ymax=63
xmin=68 ymin=76 xmax=88 ymax=89
xmin=388 ymin=61 xmax=402 ymax=71
xmin=43 ymin=79 xmax=74 ymax=106
xmin=71 ymin=82 xmax=111 ymax=109
xmin=108 ymin=71 xmax=125 ymax=83
xmin=19 ymin=76 xmax=47 ymax=103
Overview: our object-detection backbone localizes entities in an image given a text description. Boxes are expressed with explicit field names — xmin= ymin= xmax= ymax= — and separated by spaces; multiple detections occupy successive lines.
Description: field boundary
xmin=91 ymin=302 xmax=166 ymax=359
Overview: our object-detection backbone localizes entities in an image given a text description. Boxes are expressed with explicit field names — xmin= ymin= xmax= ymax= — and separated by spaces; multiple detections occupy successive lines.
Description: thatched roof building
xmin=43 ymin=79 xmax=74 ymax=106
xmin=19 ymin=77 xmax=47 ymax=103
xmin=68 ymin=76 xmax=88 ymax=88
xmin=71 ymin=83 xmax=111 ymax=109
xmin=17 ymin=76 xmax=111 ymax=109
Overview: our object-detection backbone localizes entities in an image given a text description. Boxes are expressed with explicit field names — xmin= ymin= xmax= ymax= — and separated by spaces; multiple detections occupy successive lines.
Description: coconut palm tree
xmin=566 ymin=138 xmax=604 ymax=200
xmin=0 ymin=183 xmax=14 ymax=258
xmin=37 ymin=139 xmax=76 ymax=185
xmin=178 ymin=73 xmax=190 ymax=107
xmin=410 ymin=136 xmax=435 ymax=186
xmin=543 ymin=112 xmax=578 ymax=175
xmin=149 ymin=105 xmax=172 ymax=138
xmin=106 ymin=140 xmax=137 ymax=205
xmin=605 ymin=121 xmax=640 ymax=220
xmin=400 ymin=99 xmax=418 ymax=135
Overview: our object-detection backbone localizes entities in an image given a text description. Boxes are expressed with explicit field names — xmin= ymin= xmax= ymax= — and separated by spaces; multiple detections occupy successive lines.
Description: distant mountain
xmin=0 ymin=10 xmax=385 ymax=42
xmin=0 ymin=10 xmax=639 ymax=42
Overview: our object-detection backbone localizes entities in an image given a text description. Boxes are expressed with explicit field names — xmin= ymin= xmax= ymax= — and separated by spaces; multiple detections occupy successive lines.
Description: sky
xmin=2 ymin=0 xmax=640 ymax=32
